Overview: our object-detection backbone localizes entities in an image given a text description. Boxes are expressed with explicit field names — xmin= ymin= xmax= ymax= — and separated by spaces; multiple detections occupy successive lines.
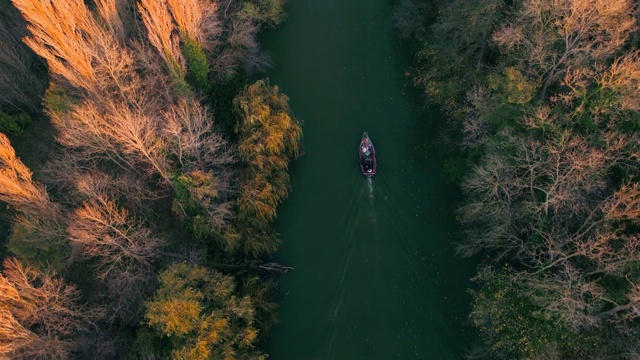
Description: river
xmin=260 ymin=1 xmax=477 ymax=358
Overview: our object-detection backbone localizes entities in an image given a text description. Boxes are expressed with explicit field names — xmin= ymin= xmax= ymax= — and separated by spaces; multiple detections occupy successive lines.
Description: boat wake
xmin=367 ymin=177 xmax=376 ymax=224
xmin=325 ymin=188 xmax=361 ymax=356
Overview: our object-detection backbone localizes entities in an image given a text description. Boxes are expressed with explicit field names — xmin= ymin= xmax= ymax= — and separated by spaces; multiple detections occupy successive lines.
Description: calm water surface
xmin=261 ymin=1 xmax=477 ymax=358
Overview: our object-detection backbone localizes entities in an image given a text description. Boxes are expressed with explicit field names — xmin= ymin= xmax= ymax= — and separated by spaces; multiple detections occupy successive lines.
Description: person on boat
xmin=364 ymin=157 xmax=373 ymax=173
xmin=361 ymin=144 xmax=373 ymax=173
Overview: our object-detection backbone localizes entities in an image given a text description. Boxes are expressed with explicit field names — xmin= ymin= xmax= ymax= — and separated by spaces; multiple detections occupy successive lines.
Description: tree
xmin=143 ymin=262 xmax=265 ymax=360
xmin=168 ymin=0 xmax=220 ymax=92
xmin=0 ymin=258 xmax=100 ymax=359
xmin=210 ymin=5 xmax=271 ymax=79
xmin=164 ymin=99 xmax=236 ymax=244
xmin=12 ymin=0 xmax=136 ymax=96
xmin=412 ymin=0 xmax=505 ymax=116
xmin=67 ymin=194 xmax=162 ymax=296
xmin=458 ymin=107 xmax=640 ymax=354
xmin=493 ymin=0 xmax=638 ymax=97
xmin=469 ymin=265 xmax=600 ymax=358
xmin=94 ymin=0 xmax=128 ymax=45
xmin=0 ymin=132 xmax=66 ymax=265
xmin=51 ymin=99 xmax=172 ymax=184
xmin=233 ymin=79 xmax=302 ymax=255
xmin=0 ymin=133 xmax=59 ymax=218
xmin=138 ymin=0 xmax=186 ymax=89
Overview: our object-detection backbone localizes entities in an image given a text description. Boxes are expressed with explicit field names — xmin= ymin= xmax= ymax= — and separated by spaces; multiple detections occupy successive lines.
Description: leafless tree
xmin=95 ymin=0 xmax=128 ymax=45
xmin=493 ymin=0 xmax=638 ymax=97
xmin=0 ymin=258 xmax=101 ymax=359
xmin=12 ymin=0 xmax=136 ymax=97
xmin=67 ymin=194 xmax=162 ymax=283
xmin=596 ymin=51 xmax=640 ymax=112
xmin=0 ymin=133 xmax=60 ymax=219
xmin=461 ymin=86 xmax=493 ymax=150
xmin=167 ymin=0 xmax=221 ymax=49
xmin=526 ymin=263 xmax=604 ymax=331
xmin=458 ymin=110 xmax=636 ymax=263
xmin=164 ymin=99 xmax=236 ymax=233
xmin=51 ymin=99 xmax=172 ymax=184
xmin=211 ymin=14 xmax=267 ymax=79
xmin=138 ymin=0 xmax=185 ymax=78
xmin=164 ymin=99 xmax=235 ymax=170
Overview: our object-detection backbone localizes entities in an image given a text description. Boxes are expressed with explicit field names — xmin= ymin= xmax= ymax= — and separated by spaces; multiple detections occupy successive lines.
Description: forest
xmin=0 ymin=0 xmax=301 ymax=358
xmin=396 ymin=0 xmax=640 ymax=358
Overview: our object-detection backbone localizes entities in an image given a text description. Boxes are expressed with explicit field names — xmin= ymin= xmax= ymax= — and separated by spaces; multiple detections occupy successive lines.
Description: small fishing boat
xmin=359 ymin=132 xmax=376 ymax=176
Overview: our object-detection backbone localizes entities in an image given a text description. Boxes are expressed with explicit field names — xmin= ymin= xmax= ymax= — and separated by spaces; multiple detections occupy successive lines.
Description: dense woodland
xmin=397 ymin=0 xmax=640 ymax=358
xmin=0 ymin=0 xmax=301 ymax=358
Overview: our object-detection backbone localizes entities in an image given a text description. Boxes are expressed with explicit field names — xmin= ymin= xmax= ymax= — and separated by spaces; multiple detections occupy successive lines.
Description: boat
xmin=359 ymin=132 xmax=376 ymax=176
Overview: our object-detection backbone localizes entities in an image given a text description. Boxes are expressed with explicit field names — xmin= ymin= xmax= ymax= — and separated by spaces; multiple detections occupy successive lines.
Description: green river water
xmin=261 ymin=1 xmax=477 ymax=358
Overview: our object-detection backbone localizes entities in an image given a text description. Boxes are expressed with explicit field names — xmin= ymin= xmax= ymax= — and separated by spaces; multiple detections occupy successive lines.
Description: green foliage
xmin=488 ymin=67 xmax=537 ymax=105
xmin=414 ymin=46 xmax=475 ymax=119
xmin=470 ymin=266 xmax=581 ymax=359
xmin=143 ymin=262 xmax=266 ymax=360
xmin=166 ymin=52 xmax=193 ymax=99
xmin=239 ymin=276 xmax=278 ymax=336
xmin=6 ymin=216 xmax=69 ymax=271
xmin=413 ymin=0 xmax=505 ymax=118
xmin=0 ymin=112 xmax=30 ymax=135
xmin=183 ymin=37 xmax=211 ymax=93
xmin=43 ymin=82 xmax=73 ymax=113
xmin=241 ymin=0 xmax=285 ymax=29
xmin=171 ymin=170 xmax=224 ymax=242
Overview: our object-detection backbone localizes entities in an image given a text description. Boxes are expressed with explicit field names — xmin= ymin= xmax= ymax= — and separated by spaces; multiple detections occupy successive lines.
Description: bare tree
xmin=138 ymin=0 xmax=185 ymax=78
xmin=12 ymin=0 xmax=136 ymax=97
xmin=0 ymin=308 xmax=37 ymax=358
xmin=458 ymin=110 xmax=636 ymax=264
xmin=164 ymin=99 xmax=235 ymax=170
xmin=0 ymin=133 xmax=60 ymax=218
xmin=67 ymin=195 xmax=162 ymax=283
xmin=460 ymin=86 xmax=492 ymax=150
xmin=0 ymin=258 xmax=100 ymax=359
xmin=164 ymin=100 xmax=236 ymax=236
xmin=211 ymin=14 xmax=266 ymax=79
xmin=596 ymin=51 xmax=640 ymax=112
xmin=95 ymin=0 xmax=128 ymax=45
xmin=526 ymin=263 xmax=604 ymax=331
xmin=167 ymin=0 xmax=220 ymax=49
xmin=51 ymin=99 xmax=172 ymax=184
xmin=493 ymin=0 xmax=638 ymax=97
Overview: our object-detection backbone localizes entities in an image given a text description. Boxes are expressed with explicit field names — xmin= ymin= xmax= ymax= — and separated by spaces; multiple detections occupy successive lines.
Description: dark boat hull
xmin=359 ymin=132 xmax=376 ymax=176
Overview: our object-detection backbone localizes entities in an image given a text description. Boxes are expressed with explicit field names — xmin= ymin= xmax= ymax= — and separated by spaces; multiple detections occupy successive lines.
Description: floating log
xmin=256 ymin=262 xmax=294 ymax=274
